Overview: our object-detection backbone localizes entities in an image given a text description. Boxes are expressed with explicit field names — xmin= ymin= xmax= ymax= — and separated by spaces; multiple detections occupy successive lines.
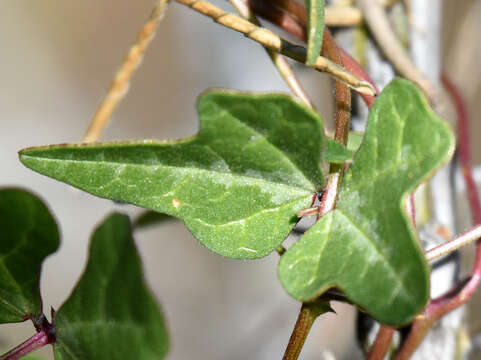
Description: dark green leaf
xmin=305 ymin=0 xmax=325 ymax=66
xmin=20 ymin=91 xmax=325 ymax=259
xmin=133 ymin=211 xmax=174 ymax=230
xmin=278 ymin=79 xmax=455 ymax=325
xmin=325 ymin=139 xmax=353 ymax=163
xmin=53 ymin=213 xmax=168 ymax=360
xmin=0 ymin=188 xmax=59 ymax=323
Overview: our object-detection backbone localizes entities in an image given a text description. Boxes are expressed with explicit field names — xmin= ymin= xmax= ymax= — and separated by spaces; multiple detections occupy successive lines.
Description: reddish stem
xmin=246 ymin=0 xmax=378 ymax=108
xmin=0 ymin=331 xmax=50 ymax=360
xmin=396 ymin=73 xmax=481 ymax=359
xmin=366 ymin=326 xmax=395 ymax=360
xmin=442 ymin=73 xmax=481 ymax=223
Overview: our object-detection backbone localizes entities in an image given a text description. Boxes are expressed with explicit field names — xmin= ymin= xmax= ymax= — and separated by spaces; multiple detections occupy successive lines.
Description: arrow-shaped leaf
xmin=20 ymin=91 xmax=325 ymax=259
xmin=0 ymin=188 xmax=59 ymax=323
xmin=53 ymin=213 xmax=168 ymax=360
xmin=305 ymin=0 xmax=325 ymax=66
xmin=278 ymin=79 xmax=455 ymax=325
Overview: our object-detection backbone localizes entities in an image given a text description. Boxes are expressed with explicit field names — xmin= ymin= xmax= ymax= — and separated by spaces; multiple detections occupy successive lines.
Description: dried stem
xmin=249 ymin=0 xmax=378 ymax=106
xmin=175 ymin=0 xmax=375 ymax=96
xmin=83 ymin=0 xmax=169 ymax=143
xmin=355 ymin=0 xmax=440 ymax=103
xmin=366 ymin=326 xmax=395 ymax=360
xmin=425 ymin=224 xmax=481 ymax=262
xmin=227 ymin=0 xmax=314 ymax=108
xmin=0 ymin=331 xmax=50 ymax=360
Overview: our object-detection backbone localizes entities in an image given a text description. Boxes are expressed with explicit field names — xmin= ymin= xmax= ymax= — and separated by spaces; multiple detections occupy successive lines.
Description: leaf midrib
xmin=23 ymin=155 xmax=316 ymax=194
xmin=209 ymin=103 xmax=319 ymax=190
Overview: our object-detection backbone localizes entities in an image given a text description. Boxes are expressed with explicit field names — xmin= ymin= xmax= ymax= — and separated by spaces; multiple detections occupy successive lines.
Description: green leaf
xmin=53 ymin=213 xmax=168 ymax=360
xmin=133 ymin=211 xmax=174 ymax=230
xmin=20 ymin=91 xmax=325 ymax=259
xmin=325 ymin=139 xmax=353 ymax=163
xmin=346 ymin=131 xmax=364 ymax=153
xmin=0 ymin=188 xmax=59 ymax=323
xmin=278 ymin=78 xmax=455 ymax=325
xmin=305 ymin=0 xmax=325 ymax=66
xmin=20 ymin=356 xmax=46 ymax=360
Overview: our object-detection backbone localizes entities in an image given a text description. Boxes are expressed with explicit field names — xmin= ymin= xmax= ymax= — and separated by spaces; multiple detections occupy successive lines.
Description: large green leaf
xmin=20 ymin=91 xmax=325 ymax=259
xmin=0 ymin=188 xmax=59 ymax=323
xmin=278 ymin=78 xmax=455 ymax=325
xmin=305 ymin=0 xmax=325 ymax=66
xmin=53 ymin=213 xmax=168 ymax=360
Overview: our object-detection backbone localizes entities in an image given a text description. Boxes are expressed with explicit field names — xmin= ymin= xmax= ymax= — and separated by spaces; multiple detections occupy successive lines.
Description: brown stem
xmin=282 ymin=302 xmax=326 ymax=360
xmin=366 ymin=326 xmax=395 ymax=360
xmin=322 ymin=29 xmax=351 ymax=145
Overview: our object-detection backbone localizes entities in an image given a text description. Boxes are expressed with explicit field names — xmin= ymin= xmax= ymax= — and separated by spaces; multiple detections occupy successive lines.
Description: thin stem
xmin=282 ymin=302 xmax=326 ymax=360
xmin=442 ymin=73 xmax=481 ymax=224
xmin=283 ymin=26 xmax=352 ymax=360
xmin=322 ymin=29 xmax=351 ymax=146
xmin=395 ymin=74 xmax=481 ymax=359
xmin=248 ymin=0 xmax=378 ymax=106
xmin=366 ymin=326 xmax=395 ymax=360
xmin=83 ymin=0 xmax=169 ymax=143
xmin=425 ymin=224 xmax=481 ymax=262
xmin=355 ymin=0 xmax=440 ymax=103
xmin=227 ymin=0 xmax=314 ymax=108
xmin=175 ymin=0 xmax=375 ymax=96
xmin=0 ymin=331 xmax=50 ymax=360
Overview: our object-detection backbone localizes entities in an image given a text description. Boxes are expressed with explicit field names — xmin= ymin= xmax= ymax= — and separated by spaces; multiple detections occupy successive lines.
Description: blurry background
xmin=0 ymin=0 xmax=480 ymax=359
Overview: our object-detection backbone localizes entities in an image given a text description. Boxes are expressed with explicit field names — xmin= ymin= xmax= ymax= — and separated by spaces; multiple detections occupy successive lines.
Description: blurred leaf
xmin=346 ymin=131 xmax=364 ymax=153
xmin=325 ymin=139 xmax=353 ymax=163
xmin=20 ymin=91 xmax=325 ymax=259
xmin=133 ymin=211 xmax=174 ymax=230
xmin=278 ymin=79 xmax=455 ymax=325
xmin=305 ymin=0 xmax=325 ymax=66
xmin=20 ymin=356 xmax=46 ymax=360
xmin=53 ymin=213 xmax=168 ymax=360
xmin=0 ymin=188 xmax=59 ymax=323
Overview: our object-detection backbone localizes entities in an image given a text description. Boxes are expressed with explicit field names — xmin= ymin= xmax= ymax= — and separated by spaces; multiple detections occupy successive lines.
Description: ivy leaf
xmin=305 ymin=0 xmax=325 ymax=66
xmin=53 ymin=213 xmax=168 ymax=360
xmin=20 ymin=91 xmax=325 ymax=259
xmin=0 ymin=188 xmax=59 ymax=323
xmin=278 ymin=79 xmax=455 ymax=325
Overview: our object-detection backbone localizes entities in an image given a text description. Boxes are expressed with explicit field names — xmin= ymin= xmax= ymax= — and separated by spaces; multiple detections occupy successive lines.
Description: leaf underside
xmin=54 ymin=213 xmax=168 ymax=360
xmin=278 ymin=79 xmax=455 ymax=325
xmin=20 ymin=91 xmax=325 ymax=259
xmin=0 ymin=188 xmax=59 ymax=323
xmin=305 ymin=0 xmax=325 ymax=66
